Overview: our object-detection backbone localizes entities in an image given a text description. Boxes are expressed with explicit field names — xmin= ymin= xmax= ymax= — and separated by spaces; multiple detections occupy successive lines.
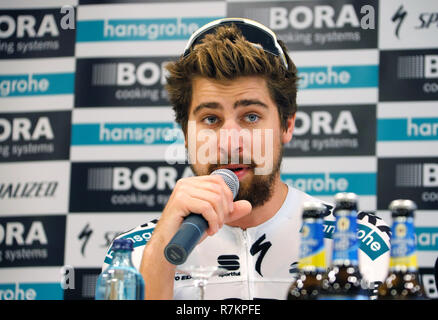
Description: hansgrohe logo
xmin=71 ymin=122 xmax=184 ymax=146
xmin=282 ymin=172 xmax=376 ymax=196
xmin=0 ymin=73 xmax=74 ymax=97
xmin=76 ymin=17 xmax=222 ymax=42
xmin=323 ymin=221 xmax=389 ymax=261
xmin=378 ymin=117 xmax=438 ymax=142
xmin=298 ymin=65 xmax=378 ymax=90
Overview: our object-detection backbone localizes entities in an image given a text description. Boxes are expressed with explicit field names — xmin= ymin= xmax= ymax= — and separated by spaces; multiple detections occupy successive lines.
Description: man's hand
xmin=159 ymin=175 xmax=252 ymax=237
xmin=140 ymin=175 xmax=252 ymax=299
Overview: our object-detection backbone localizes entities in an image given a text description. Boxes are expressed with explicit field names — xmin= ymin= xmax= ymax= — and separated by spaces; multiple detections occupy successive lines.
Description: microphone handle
xmin=164 ymin=213 xmax=208 ymax=265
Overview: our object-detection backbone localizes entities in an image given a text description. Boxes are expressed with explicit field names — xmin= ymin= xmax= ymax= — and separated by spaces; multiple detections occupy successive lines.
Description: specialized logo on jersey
xmin=250 ymin=234 xmax=272 ymax=277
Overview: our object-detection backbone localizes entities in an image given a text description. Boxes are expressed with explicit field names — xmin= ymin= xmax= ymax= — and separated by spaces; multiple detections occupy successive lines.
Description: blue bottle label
xmin=390 ymin=218 xmax=418 ymax=269
xmin=332 ymin=210 xmax=358 ymax=265
xmin=299 ymin=219 xmax=326 ymax=270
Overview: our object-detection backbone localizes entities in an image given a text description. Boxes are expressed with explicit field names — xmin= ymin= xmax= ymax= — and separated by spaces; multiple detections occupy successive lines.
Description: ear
xmin=281 ymin=113 xmax=296 ymax=144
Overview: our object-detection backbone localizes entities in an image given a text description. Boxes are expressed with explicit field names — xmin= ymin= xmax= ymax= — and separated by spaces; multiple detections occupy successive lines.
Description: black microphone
xmin=164 ymin=169 xmax=239 ymax=265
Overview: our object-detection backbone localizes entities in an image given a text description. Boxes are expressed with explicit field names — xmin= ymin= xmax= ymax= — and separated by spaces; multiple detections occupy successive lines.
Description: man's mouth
xmin=217 ymin=164 xmax=252 ymax=179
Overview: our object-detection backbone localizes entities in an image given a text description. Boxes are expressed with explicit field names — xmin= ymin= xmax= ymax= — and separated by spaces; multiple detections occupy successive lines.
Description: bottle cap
xmin=112 ymin=239 xmax=134 ymax=251
xmin=334 ymin=192 xmax=357 ymax=203
xmin=389 ymin=199 xmax=416 ymax=217
xmin=333 ymin=192 xmax=358 ymax=212
xmin=302 ymin=201 xmax=326 ymax=218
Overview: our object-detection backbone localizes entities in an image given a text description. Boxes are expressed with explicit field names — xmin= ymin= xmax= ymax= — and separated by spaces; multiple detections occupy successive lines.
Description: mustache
xmin=207 ymin=157 xmax=257 ymax=173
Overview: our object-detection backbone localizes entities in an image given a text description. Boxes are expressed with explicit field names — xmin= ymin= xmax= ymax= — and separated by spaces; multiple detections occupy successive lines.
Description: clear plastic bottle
xmin=95 ymin=239 xmax=145 ymax=300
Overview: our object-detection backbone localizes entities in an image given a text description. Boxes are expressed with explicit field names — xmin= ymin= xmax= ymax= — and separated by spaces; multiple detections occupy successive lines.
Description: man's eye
xmin=244 ymin=114 xmax=260 ymax=123
xmin=202 ymin=115 xmax=218 ymax=125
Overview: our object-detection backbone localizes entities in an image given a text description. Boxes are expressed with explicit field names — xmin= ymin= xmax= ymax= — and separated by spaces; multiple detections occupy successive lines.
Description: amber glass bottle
xmin=287 ymin=201 xmax=327 ymax=300
xmin=377 ymin=199 xmax=425 ymax=300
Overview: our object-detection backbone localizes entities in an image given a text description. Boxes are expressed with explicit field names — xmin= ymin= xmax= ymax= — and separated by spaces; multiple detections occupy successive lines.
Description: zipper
xmin=241 ymin=229 xmax=252 ymax=299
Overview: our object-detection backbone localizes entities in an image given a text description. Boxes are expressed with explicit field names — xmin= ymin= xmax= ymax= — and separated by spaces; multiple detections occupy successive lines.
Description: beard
xmin=190 ymin=144 xmax=283 ymax=209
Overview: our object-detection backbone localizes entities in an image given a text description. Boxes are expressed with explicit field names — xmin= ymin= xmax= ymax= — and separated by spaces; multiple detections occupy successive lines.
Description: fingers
xmin=182 ymin=187 xmax=226 ymax=233
xmin=227 ymin=200 xmax=252 ymax=224
xmin=170 ymin=175 xmax=254 ymax=237
xmin=173 ymin=176 xmax=236 ymax=236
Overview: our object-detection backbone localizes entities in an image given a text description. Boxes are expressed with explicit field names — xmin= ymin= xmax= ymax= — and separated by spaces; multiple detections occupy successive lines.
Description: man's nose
xmin=218 ymin=118 xmax=243 ymax=157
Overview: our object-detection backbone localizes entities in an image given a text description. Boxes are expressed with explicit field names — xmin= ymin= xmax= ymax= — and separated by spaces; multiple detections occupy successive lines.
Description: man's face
xmin=185 ymin=76 xmax=294 ymax=208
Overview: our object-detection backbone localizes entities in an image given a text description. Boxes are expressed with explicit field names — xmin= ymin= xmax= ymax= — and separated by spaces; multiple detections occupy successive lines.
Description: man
xmin=102 ymin=18 xmax=390 ymax=300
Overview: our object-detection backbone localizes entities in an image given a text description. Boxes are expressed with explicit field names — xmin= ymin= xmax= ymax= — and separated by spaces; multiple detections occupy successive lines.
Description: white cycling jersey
xmin=102 ymin=185 xmax=391 ymax=300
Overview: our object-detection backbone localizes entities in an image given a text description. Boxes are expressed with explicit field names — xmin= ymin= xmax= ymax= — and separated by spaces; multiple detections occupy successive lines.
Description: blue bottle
xmin=95 ymin=239 xmax=145 ymax=300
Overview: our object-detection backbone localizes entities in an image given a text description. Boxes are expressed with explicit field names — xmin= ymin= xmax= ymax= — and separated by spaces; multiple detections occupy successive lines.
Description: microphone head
xmin=211 ymin=169 xmax=239 ymax=199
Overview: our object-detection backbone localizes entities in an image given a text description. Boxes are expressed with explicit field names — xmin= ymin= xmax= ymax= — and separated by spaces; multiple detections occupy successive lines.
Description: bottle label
xmin=390 ymin=219 xmax=418 ymax=269
xmin=332 ymin=211 xmax=359 ymax=265
xmin=298 ymin=220 xmax=326 ymax=270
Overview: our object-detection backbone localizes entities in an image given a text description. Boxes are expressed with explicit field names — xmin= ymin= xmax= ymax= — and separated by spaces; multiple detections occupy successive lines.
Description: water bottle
xmin=95 ymin=239 xmax=145 ymax=300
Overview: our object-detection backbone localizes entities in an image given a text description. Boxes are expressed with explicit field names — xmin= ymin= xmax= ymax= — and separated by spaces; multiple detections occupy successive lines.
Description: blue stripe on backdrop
xmin=281 ymin=172 xmax=376 ymax=196
xmin=76 ymin=17 xmax=222 ymax=42
xmin=378 ymin=118 xmax=438 ymax=141
xmin=71 ymin=123 xmax=184 ymax=145
xmin=0 ymin=73 xmax=75 ymax=97
xmin=298 ymin=65 xmax=378 ymax=89
xmin=0 ymin=283 xmax=63 ymax=300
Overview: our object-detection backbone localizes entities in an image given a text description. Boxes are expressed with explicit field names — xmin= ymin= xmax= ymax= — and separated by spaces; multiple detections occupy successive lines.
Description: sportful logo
xmin=281 ymin=172 xmax=376 ymax=196
xmin=76 ymin=17 xmax=221 ymax=42
xmin=217 ymin=255 xmax=241 ymax=278
xmin=217 ymin=255 xmax=240 ymax=271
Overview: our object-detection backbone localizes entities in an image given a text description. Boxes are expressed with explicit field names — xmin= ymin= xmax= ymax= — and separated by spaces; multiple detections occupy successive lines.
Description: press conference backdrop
xmin=0 ymin=0 xmax=437 ymax=300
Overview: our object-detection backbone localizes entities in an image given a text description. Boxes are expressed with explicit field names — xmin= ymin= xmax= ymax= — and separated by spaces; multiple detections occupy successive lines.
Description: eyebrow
xmin=192 ymin=99 xmax=269 ymax=115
